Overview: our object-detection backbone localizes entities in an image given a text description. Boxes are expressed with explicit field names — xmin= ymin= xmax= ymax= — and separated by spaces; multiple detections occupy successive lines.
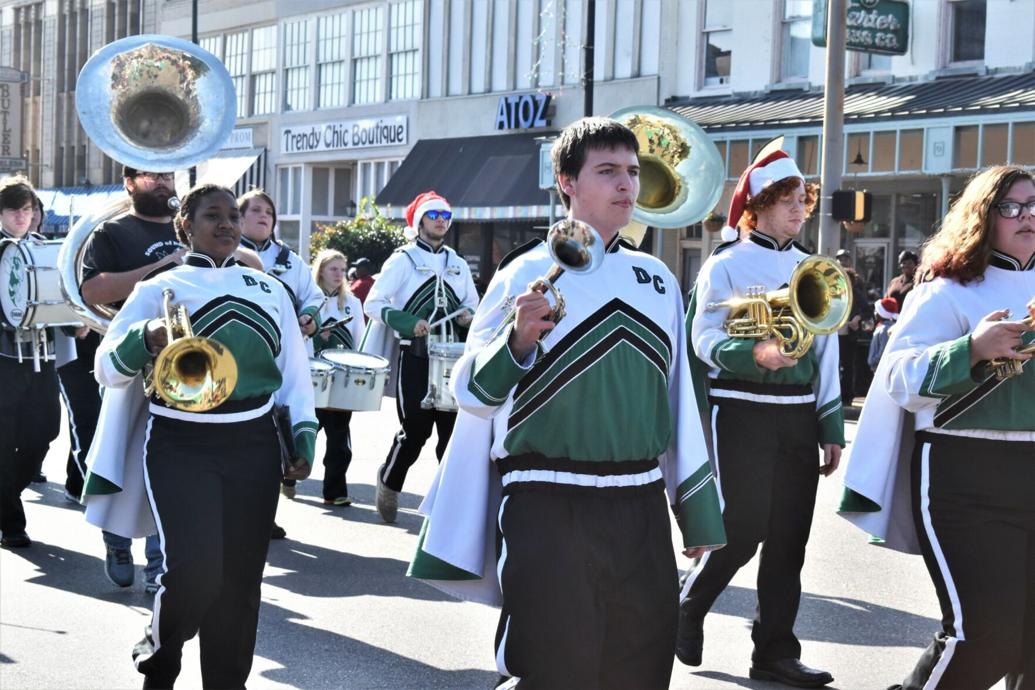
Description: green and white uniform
xmin=240 ymin=235 xmax=323 ymax=324
xmin=415 ymin=234 xmax=724 ymax=687
xmin=842 ymin=251 xmax=1035 ymax=689
xmin=310 ymin=290 xmax=364 ymax=355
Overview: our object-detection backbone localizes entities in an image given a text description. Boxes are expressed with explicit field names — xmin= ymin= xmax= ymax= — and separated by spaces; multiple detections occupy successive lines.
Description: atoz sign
xmin=812 ymin=0 xmax=910 ymax=57
xmin=495 ymin=92 xmax=552 ymax=131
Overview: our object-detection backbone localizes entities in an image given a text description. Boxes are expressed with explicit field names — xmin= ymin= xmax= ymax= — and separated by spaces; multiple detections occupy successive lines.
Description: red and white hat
xmin=720 ymin=151 xmax=805 ymax=242
xmin=404 ymin=191 xmax=451 ymax=240
xmin=875 ymin=297 xmax=899 ymax=321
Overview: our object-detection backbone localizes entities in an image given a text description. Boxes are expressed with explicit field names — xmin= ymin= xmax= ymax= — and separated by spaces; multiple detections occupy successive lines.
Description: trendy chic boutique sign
xmin=280 ymin=115 xmax=408 ymax=154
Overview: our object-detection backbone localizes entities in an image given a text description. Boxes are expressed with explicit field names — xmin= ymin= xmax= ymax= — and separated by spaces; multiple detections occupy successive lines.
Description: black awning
xmin=667 ymin=71 xmax=1035 ymax=133
xmin=376 ymin=131 xmax=557 ymax=208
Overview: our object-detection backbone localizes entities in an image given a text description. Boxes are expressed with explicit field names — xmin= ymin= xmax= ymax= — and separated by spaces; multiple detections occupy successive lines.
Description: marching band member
xmin=309 ymin=249 xmax=365 ymax=506
xmin=80 ymin=166 xmax=184 ymax=590
xmin=238 ymin=189 xmax=322 ymax=533
xmin=0 ymin=177 xmax=60 ymax=549
xmin=362 ymin=191 xmax=478 ymax=523
xmin=410 ymin=118 xmax=725 ymax=688
xmin=95 ymin=184 xmax=316 ymax=689
xmin=841 ymin=165 xmax=1035 ymax=689
xmin=680 ymin=151 xmax=842 ymax=687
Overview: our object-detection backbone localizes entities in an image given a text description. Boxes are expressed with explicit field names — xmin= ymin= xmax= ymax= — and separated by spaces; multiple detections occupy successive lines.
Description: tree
xmin=309 ymin=197 xmax=407 ymax=271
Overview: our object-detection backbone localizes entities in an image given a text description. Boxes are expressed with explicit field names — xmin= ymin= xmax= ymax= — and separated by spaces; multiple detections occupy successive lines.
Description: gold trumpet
xmin=705 ymin=256 xmax=853 ymax=359
xmin=146 ymin=289 xmax=238 ymax=411
xmin=984 ymin=299 xmax=1035 ymax=381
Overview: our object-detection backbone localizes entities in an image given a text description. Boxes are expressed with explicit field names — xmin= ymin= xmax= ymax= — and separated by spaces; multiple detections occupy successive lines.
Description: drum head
xmin=0 ymin=240 xmax=30 ymax=326
xmin=310 ymin=358 xmax=334 ymax=372
xmin=321 ymin=350 xmax=389 ymax=369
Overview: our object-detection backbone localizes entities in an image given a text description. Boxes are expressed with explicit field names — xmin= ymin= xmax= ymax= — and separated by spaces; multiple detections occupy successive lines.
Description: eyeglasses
xmin=137 ymin=172 xmax=175 ymax=181
xmin=995 ymin=201 xmax=1035 ymax=219
xmin=424 ymin=210 xmax=452 ymax=221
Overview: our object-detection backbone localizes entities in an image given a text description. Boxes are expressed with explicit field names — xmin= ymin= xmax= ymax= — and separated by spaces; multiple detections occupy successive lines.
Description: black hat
xmin=352 ymin=257 xmax=371 ymax=268
xmin=898 ymin=250 xmax=919 ymax=264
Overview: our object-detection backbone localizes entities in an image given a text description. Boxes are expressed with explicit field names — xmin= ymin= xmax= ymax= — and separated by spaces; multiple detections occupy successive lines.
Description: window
xmin=224 ymin=31 xmax=249 ymax=119
xmin=949 ymin=0 xmax=985 ymax=63
xmin=871 ymin=132 xmax=896 ymax=172
xmin=318 ymin=13 xmax=348 ymax=108
xmin=981 ymin=124 xmax=1008 ymax=166
xmin=846 ymin=132 xmax=870 ymax=173
xmin=954 ymin=125 xmax=979 ymax=169
xmin=200 ymin=35 xmax=221 ymax=60
xmin=353 ymin=6 xmax=385 ymax=104
xmin=251 ymin=26 xmax=277 ymax=116
xmin=796 ymin=135 xmax=819 ymax=176
xmin=857 ymin=52 xmax=892 ymax=73
xmin=781 ymin=1 xmax=811 ymax=81
xmin=702 ymin=0 xmax=732 ymax=87
xmin=389 ymin=0 xmax=421 ymax=100
xmin=1013 ymin=123 xmax=1035 ymax=165
xmin=899 ymin=130 xmax=923 ymax=170
xmin=283 ymin=19 xmax=310 ymax=112
xmin=357 ymin=158 xmax=401 ymax=200
xmin=727 ymin=140 xmax=749 ymax=179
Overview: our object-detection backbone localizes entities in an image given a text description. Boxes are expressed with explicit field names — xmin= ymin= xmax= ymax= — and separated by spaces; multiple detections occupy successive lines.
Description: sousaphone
xmin=59 ymin=34 xmax=237 ymax=332
xmin=609 ymin=106 xmax=725 ymax=245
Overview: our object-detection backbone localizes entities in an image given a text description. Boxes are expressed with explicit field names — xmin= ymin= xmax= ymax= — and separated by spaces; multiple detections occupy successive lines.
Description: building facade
xmin=2 ymin=0 xmax=1031 ymax=293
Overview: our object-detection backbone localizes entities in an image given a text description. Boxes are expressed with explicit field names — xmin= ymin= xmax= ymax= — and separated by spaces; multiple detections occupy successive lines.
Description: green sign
xmin=812 ymin=0 xmax=910 ymax=56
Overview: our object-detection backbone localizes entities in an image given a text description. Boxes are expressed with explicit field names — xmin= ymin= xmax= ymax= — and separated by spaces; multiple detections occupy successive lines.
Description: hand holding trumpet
xmin=508 ymin=289 xmax=557 ymax=360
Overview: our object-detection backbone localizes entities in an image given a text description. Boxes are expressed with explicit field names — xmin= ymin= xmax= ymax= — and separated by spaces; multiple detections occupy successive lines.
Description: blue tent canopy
xmin=35 ymin=184 xmax=125 ymax=236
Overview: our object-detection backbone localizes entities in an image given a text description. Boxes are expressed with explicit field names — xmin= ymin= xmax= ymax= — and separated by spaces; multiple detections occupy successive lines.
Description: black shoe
xmin=32 ymin=472 xmax=47 ymax=483
xmin=270 ymin=523 xmax=287 ymax=540
xmin=749 ymin=659 xmax=833 ymax=688
xmin=674 ymin=600 xmax=703 ymax=666
xmin=1 ymin=532 xmax=31 ymax=548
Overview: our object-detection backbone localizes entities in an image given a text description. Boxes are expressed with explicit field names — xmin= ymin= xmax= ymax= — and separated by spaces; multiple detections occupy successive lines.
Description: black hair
xmin=898 ymin=250 xmax=919 ymax=264
xmin=550 ymin=117 xmax=639 ymax=209
xmin=174 ymin=184 xmax=238 ymax=244
xmin=0 ymin=175 xmax=39 ymax=213
xmin=122 ymin=166 xmax=138 ymax=179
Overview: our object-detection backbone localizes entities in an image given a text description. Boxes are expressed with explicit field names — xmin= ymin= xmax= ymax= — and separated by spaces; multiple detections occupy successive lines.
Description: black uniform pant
xmin=380 ymin=348 xmax=456 ymax=492
xmin=57 ymin=350 xmax=102 ymax=500
xmin=0 ymin=357 xmax=60 ymax=536
xmin=681 ymin=399 xmax=819 ymax=663
xmin=898 ymin=432 xmax=1035 ymax=690
xmin=134 ymin=411 xmax=281 ymax=689
xmin=494 ymin=479 xmax=678 ymax=689
xmin=316 ymin=408 xmax=352 ymax=500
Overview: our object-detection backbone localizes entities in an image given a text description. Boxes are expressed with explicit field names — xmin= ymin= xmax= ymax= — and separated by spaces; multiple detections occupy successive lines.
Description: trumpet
xmin=491 ymin=219 xmax=606 ymax=341
xmin=706 ymin=255 xmax=853 ymax=359
xmin=146 ymin=288 xmax=238 ymax=411
xmin=982 ymin=299 xmax=1035 ymax=381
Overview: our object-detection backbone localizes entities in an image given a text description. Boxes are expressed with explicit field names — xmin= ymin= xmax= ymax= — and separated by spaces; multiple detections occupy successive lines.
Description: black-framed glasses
xmin=995 ymin=201 xmax=1035 ymax=219
xmin=425 ymin=209 xmax=452 ymax=221
xmin=137 ymin=172 xmax=175 ymax=181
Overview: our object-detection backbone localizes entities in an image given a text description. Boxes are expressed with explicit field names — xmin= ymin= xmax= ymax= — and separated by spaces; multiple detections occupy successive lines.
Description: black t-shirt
xmin=81 ymin=213 xmax=181 ymax=307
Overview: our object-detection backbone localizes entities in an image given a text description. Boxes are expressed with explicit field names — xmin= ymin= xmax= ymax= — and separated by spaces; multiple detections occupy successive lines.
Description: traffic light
xmin=831 ymin=190 xmax=873 ymax=222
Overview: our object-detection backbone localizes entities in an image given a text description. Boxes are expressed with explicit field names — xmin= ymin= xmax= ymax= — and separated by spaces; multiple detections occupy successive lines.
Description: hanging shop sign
xmin=812 ymin=0 xmax=910 ymax=57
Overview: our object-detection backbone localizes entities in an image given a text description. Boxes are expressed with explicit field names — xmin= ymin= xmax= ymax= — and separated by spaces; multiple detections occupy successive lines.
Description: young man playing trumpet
xmin=681 ymin=151 xmax=843 ymax=688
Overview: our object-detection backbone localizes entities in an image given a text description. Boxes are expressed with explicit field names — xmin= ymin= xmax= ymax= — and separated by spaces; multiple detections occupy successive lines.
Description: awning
xmin=376 ymin=132 xmax=562 ymax=221
xmin=174 ymin=148 xmax=267 ymax=197
xmin=35 ymin=184 xmax=126 ymax=235
xmin=667 ymin=71 xmax=1035 ymax=133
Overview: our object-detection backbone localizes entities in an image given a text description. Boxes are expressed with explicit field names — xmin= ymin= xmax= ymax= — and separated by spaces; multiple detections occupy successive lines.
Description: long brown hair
xmin=311 ymin=248 xmax=351 ymax=310
xmin=920 ymin=166 xmax=1035 ymax=285
xmin=738 ymin=177 xmax=819 ymax=232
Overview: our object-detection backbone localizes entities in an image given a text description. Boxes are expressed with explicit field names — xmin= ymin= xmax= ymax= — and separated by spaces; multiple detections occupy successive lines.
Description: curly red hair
xmin=737 ymin=177 xmax=819 ymax=231
xmin=920 ymin=166 xmax=1034 ymax=285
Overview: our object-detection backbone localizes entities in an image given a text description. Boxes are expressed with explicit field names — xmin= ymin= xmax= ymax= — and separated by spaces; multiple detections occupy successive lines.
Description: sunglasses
xmin=137 ymin=172 xmax=175 ymax=181
xmin=995 ymin=201 xmax=1035 ymax=219
xmin=425 ymin=209 xmax=452 ymax=221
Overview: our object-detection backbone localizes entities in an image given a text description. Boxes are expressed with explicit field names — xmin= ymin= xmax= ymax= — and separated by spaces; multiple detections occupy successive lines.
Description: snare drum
xmin=421 ymin=341 xmax=465 ymax=411
xmin=309 ymin=358 xmax=335 ymax=409
xmin=320 ymin=350 xmax=390 ymax=412
xmin=0 ymin=238 xmax=83 ymax=329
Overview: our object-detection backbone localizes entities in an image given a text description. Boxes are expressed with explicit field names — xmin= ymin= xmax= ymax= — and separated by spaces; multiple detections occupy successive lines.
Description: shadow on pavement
xmin=282 ymin=481 xmax=425 ymax=536
xmin=710 ymin=585 xmax=936 ymax=648
xmin=255 ymin=601 xmax=498 ymax=689
xmin=264 ymin=540 xmax=454 ymax=603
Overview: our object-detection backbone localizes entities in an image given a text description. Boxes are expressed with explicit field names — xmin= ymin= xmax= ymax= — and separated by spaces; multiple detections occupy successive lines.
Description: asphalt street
xmin=0 ymin=398 xmax=1004 ymax=689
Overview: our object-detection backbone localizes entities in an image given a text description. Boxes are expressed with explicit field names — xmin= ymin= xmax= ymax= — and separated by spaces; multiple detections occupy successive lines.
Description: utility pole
xmin=189 ymin=0 xmax=199 ymax=188
xmin=818 ymin=0 xmax=847 ymax=256
xmin=583 ymin=0 xmax=595 ymax=117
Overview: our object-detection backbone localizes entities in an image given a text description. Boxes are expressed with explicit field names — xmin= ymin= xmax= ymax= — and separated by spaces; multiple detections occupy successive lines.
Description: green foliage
xmin=309 ymin=197 xmax=407 ymax=270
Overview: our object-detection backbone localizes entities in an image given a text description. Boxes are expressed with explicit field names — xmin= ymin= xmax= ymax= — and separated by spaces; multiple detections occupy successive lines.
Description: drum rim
xmin=319 ymin=350 xmax=390 ymax=367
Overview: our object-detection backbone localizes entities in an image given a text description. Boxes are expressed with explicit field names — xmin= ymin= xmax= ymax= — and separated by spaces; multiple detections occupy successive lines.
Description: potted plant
xmin=702 ymin=210 xmax=727 ymax=233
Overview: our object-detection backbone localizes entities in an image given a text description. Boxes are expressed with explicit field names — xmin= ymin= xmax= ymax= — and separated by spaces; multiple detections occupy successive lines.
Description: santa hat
xmin=720 ymin=151 xmax=805 ymax=242
xmin=875 ymin=297 xmax=899 ymax=321
xmin=404 ymin=191 xmax=451 ymax=240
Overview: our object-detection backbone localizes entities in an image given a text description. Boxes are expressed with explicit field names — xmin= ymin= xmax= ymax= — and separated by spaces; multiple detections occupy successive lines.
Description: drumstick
xmin=426 ymin=307 xmax=469 ymax=331
xmin=305 ymin=315 xmax=354 ymax=340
